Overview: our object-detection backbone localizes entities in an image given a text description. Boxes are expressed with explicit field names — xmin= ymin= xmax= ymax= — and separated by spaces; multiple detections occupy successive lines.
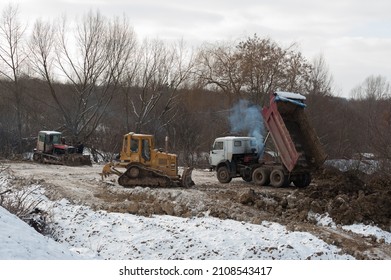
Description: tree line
xmin=1 ymin=5 xmax=390 ymax=168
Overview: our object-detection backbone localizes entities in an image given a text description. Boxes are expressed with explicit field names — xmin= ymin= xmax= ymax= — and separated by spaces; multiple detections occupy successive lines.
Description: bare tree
xmin=29 ymin=11 xmax=136 ymax=143
xmin=344 ymin=76 xmax=391 ymax=160
xmin=306 ymin=54 xmax=333 ymax=97
xmin=124 ymin=39 xmax=195 ymax=134
xmin=195 ymin=35 xmax=312 ymax=106
xmin=350 ymin=75 xmax=390 ymax=100
xmin=370 ymin=100 xmax=391 ymax=173
xmin=350 ymin=76 xmax=391 ymax=168
xmin=237 ymin=36 xmax=288 ymax=103
xmin=196 ymin=41 xmax=243 ymax=105
xmin=0 ymin=4 xmax=27 ymax=152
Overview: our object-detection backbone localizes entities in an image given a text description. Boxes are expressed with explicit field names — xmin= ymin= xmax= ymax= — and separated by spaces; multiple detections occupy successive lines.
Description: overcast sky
xmin=1 ymin=0 xmax=391 ymax=98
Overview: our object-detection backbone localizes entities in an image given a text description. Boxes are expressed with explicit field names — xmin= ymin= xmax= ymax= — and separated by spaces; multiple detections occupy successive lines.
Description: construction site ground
xmin=3 ymin=161 xmax=391 ymax=260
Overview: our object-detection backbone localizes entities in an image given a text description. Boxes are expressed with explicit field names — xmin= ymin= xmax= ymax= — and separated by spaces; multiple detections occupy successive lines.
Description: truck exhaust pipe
xmin=165 ymin=135 xmax=169 ymax=153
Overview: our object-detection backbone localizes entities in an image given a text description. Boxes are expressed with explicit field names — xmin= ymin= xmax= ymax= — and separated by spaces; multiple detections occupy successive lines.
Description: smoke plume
xmin=229 ymin=100 xmax=265 ymax=154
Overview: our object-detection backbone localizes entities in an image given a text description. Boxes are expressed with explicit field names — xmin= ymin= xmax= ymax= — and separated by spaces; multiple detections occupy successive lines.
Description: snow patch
xmin=308 ymin=211 xmax=337 ymax=229
xmin=342 ymin=224 xmax=391 ymax=244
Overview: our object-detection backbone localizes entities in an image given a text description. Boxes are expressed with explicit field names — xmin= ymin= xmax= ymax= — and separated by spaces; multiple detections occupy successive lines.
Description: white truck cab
xmin=209 ymin=136 xmax=260 ymax=183
xmin=209 ymin=136 xmax=258 ymax=168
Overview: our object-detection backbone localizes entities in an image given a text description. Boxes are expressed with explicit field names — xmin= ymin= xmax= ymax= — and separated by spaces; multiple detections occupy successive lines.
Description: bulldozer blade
xmin=100 ymin=162 xmax=123 ymax=180
xmin=181 ymin=167 xmax=194 ymax=188
xmin=62 ymin=154 xmax=92 ymax=166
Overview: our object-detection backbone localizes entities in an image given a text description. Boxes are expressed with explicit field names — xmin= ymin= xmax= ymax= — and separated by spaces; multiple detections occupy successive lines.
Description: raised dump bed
xmin=209 ymin=91 xmax=326 ymax=188
xmin=262 ymin=91 xmax=327 ymax=173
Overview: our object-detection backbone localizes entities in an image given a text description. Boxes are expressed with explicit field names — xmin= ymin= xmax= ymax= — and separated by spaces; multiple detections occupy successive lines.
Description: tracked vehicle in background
xmin=32 ymin=131 xmax=91 ymax=166
xmin=209 ymin=91 xmax=327 ymax=187
xmin=101 ymin=132 xmax=194 ymax=188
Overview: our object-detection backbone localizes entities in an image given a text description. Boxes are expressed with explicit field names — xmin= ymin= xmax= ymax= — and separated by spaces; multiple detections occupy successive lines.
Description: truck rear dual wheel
xmin=270 ymin=169 xmax=290 ymax=188
xmin=252 ymin=168 xmax=270 ymax=186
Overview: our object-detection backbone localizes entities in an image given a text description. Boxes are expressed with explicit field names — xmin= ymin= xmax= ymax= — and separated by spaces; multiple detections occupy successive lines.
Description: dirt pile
xmin=92 ymin=166 xmax=391 ymax=232
xmin=303 ymin=167 xmax=391 ymax=230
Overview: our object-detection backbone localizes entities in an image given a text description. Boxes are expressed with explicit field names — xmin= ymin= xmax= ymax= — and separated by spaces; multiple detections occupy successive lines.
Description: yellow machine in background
xmin=101 ymin=132 xmax=194 ymax=188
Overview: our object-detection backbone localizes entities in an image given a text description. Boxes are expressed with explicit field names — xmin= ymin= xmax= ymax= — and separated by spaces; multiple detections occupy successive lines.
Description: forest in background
xmin=1 ymin=5 xmax=391 ymax=168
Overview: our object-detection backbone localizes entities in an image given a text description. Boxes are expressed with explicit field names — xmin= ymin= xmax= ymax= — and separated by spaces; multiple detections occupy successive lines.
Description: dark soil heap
xmin=301 ymin=167 xmax=391 ymax=230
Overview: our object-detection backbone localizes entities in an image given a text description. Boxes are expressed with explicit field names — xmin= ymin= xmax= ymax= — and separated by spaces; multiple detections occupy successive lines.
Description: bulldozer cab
xmin=121 ymin=133 xmax=154 ymax=163
xmin=119 ymin=132 xmax=180 ymax=178
xmin=37 ymin=131 xmax=62 ymax=153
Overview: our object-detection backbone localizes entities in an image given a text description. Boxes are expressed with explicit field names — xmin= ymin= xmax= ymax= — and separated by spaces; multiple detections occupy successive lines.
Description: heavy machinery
xmin=101 ymin=132 xmax=194 ymax=188
xmin=32 ymin=131 xmax=91 ymax=166
xmin=209 ymin=91 xmax=327 ymax=187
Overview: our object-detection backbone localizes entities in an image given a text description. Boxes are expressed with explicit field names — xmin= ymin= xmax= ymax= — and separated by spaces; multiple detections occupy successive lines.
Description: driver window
xmin=213 ymin=141 xmax=223 ymax=150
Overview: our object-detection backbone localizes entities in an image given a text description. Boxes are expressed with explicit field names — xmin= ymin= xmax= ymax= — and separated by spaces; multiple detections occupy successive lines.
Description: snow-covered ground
xmin=1 ymin=167 xmax=391 ymax=260
xmin=1 ymin=185 xmax=355 ymax=260
xmin=2 ymin=172 xmax=391 ymax=261
xmin=2 ymin=166 xmax=391 ymax=279
xmin=325 ymin=158 xmax=379 ymax=174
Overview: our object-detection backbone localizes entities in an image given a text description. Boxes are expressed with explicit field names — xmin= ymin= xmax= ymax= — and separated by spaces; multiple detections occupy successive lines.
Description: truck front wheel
xmin=217 ymin=166 xmax=232 ymax=183
xmin=270 ymin=169 xmax=289 ymax=187
xmin=252 ymin=168 xmax=270 ymax=186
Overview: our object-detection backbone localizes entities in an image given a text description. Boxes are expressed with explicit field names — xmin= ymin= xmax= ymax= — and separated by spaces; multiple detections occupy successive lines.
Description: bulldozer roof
xmin=125 ymin=132 xmax=153 ymax=137
xmin=39 ymin=130 xmax=62 ymax=135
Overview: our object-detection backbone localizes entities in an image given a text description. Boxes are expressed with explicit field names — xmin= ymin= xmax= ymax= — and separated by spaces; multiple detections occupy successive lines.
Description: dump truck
xmin=101 ymin=132 xmax=194 ymax=188
xmin=209 ymin=91 xmax=327 ymax=187
xmin=32 ymin=130 xmax=91 ymax=166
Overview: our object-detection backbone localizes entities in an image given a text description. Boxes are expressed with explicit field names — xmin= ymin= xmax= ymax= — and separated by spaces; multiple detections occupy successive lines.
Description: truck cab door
xmin=209 ymin=140 xmax=225 ymax=167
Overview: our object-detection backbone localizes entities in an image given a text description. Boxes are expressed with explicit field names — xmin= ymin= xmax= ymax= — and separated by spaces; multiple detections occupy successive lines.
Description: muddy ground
xmin=3 ymin=161 xmax=391 ymax=259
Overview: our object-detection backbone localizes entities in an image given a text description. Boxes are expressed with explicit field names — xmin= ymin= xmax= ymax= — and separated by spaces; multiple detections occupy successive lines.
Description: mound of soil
xmin=91 ymin=166 xmax=391 ymax=232
xmin=298 ymin=167 xmax=391 ymax=230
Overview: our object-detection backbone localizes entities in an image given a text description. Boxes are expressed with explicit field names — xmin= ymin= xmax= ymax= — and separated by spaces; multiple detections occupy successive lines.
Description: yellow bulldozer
xmin=101 ymin=132 xmax=194 ymax=188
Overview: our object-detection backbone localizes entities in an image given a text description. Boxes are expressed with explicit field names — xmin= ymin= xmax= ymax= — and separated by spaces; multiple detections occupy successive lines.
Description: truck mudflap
xmin=262 ymin=92 xmax=327 ymax=172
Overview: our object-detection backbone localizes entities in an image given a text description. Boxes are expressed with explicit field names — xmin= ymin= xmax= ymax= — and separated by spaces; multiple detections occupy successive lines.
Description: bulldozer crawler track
xmin=118 ymin=163 xmax=174 ymax=188
xmin=33 ymin=152 xmax=91 ymax=166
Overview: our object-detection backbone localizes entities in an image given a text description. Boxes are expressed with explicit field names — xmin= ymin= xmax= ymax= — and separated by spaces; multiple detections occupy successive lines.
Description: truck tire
xmin=217 ymin=166 xmax=232 ymax=183
xmin=252 ymin=167 xmax=270 ymax=186
xmin=270 ymin=169 xmax=289 ymax=187
xmin=293 ymin=173 xmax=311 ymax=187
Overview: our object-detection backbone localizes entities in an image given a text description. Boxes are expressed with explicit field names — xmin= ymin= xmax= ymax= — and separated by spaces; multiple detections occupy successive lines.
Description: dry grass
xmin=0 ymin=167 xmax=50 ymax=234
